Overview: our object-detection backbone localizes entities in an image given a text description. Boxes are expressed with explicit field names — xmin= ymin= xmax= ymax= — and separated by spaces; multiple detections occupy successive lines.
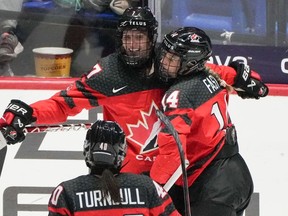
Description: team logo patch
xmin=190 ymin=33 xmax=202 ymax=42
xmin=126 ymin=101 xmax=160 ymax=154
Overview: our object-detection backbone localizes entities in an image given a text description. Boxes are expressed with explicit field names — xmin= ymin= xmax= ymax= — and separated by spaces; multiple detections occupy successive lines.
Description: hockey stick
xmin=0 ymin=132 xmax=7 ymax=178
xmin=0 ymin=123 xmax=92 ymax=179
xmin=163 ymin=159 xmax=189 ymax=192
xmin=23 ymin=123 xmax=92 ymax=133
xmin=156 ymin=110 xmax=191 ymax=216
xmin=0 ymin=123 xmax=92 ymax=151
xmin=0 ymin=130 xmax=7 ymax=151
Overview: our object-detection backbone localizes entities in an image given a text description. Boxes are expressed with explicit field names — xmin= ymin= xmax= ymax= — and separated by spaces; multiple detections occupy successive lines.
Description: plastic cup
xmin=32 ymin=47 xmax=73 ymax=77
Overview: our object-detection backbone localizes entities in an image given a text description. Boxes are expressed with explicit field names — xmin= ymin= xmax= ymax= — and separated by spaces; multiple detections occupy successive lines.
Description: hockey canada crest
xmin=126 ymin=101 xmax=161 ymax=154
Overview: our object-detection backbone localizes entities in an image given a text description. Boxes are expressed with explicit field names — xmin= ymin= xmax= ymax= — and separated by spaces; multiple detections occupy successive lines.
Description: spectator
xmin=240 ymin=0 xmax=255 ymax=33
xmin=0 ymin=0 xmax=24 ymax=75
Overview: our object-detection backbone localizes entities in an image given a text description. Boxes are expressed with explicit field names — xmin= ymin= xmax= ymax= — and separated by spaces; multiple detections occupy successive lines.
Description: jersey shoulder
xmin=167 ymin=72 xmax=224 ymax=109
xmin=60 ymin=174 xmax=98 ymax=192
xmin=118 ymin=173 xmax=153 ymax=186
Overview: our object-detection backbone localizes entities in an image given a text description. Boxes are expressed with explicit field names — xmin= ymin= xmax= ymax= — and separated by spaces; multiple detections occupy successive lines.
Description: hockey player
xmin=150 ymin=27 xmax=266 ymax=216
xmin=0 ymin=7 xmax=267 ymax=176
xmin=48 ymin=120 xmax=180 ymax=216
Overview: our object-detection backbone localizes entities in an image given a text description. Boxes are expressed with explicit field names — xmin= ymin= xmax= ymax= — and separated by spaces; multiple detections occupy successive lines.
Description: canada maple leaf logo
xmin=126 ymin=101 xmax=162 ymax=154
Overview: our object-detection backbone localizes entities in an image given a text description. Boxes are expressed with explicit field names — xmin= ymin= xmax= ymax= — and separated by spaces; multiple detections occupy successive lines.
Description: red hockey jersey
xmin=30 ymin=53 xmax=259 ymax=175
xmin=150 ymin=70 xmax=234 ymax=186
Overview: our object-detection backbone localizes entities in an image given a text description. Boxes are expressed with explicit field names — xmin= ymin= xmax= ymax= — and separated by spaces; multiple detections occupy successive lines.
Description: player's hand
xmin=235 ymin=78 xmax=269 ymax=99
xmin=0 ymin=99 xmax=36 ymax=144
xmin=110 ymin=0 xmax=130 ymax=15
xmin=229 ymin=61 xmax=269 ymax=99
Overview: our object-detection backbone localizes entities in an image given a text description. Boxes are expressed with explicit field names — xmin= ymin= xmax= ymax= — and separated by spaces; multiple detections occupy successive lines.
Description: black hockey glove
xmin=236 ymin=78 xmax=269 ymax=99
xmin=229 ymin=61 xmax=269 ymax=99
xmin=0 ymin=99 xmax=36 ymax=144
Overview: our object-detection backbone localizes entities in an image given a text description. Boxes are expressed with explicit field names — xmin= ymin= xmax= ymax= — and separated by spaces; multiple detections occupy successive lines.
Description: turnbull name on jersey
xmin=76 ymin=187 xmax=145 ymax=209
xmin=202 ymin=75 xmax=221 ymax=93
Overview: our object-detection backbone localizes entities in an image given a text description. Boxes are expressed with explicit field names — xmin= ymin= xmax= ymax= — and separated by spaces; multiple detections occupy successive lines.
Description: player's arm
xmin=206 ymin=61 xmax=269 ymax=99
xmin=48 ymin=184 xmax=72 ymax=216
xmin=31 ymin=67 xmax=110 ymax=124
xmin=0 ymin=77 xmax=88 ymax=145
xmin=0 ymin=87 xmax=86 ymax=145
xmin=31 ymin=77 xmax=96 ymax=124
xmin=0 ymin=74 xmax=104 ymax=144
xmin=206 ymin=62 xmax=237 ymax=85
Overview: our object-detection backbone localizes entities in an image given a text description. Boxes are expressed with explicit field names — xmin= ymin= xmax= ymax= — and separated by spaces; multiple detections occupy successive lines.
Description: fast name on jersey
xmin=202 ymin=74 xmax=221 ymax=93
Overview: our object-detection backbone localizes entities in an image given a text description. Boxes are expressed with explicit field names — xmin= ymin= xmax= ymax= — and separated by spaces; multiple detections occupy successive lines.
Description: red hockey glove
xmin=229 ymin=61 xmax=269 ymax=99
xmin=0 ymin=99 xmax=36 ymax=144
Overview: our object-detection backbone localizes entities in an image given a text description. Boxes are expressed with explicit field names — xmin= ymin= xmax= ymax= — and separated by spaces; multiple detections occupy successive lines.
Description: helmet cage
xmin=118 ymin=28 xmax=155 ymax=67
xmin=116 ymin=6 xmax=158 ymax=68
xmin=156 ymin=47 xmax=181 ymax=82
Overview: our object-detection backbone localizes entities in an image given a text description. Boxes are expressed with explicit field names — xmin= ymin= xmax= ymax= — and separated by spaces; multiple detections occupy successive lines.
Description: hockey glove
xmin=229 ymin=61 xmax=269 ymax=99
xmin=0 ymin=100 xmax=36 ymax=144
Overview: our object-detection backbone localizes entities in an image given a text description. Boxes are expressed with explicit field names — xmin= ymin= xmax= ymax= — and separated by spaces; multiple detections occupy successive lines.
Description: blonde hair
xmin=205 ymin=66 xmax=234 ymax=93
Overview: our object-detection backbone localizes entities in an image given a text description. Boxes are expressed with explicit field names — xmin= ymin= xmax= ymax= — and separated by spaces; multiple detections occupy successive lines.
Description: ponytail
xmin=100 ymin=169 xmax=121 ymax=203
xmin=206 ymin=67 xmax=234 ymax=93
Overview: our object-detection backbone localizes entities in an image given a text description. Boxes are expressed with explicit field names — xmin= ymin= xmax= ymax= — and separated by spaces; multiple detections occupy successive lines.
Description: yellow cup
xmin=32 ymin=47 xmax=73 ymax=77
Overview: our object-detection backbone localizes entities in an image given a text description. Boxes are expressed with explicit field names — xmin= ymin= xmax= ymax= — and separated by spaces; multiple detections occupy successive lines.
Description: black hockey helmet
xmin=155 ymin=27 xmax=212 ymax=82
xmin=116 ymin=6 xmax=158 ymax=68
xmin=83 ymin=120 xmax=127 ymax=174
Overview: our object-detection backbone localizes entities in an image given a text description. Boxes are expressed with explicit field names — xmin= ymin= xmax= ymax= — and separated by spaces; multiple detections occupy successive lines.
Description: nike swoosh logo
xmin=112 ymin=85 xmax=127 ymax=93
